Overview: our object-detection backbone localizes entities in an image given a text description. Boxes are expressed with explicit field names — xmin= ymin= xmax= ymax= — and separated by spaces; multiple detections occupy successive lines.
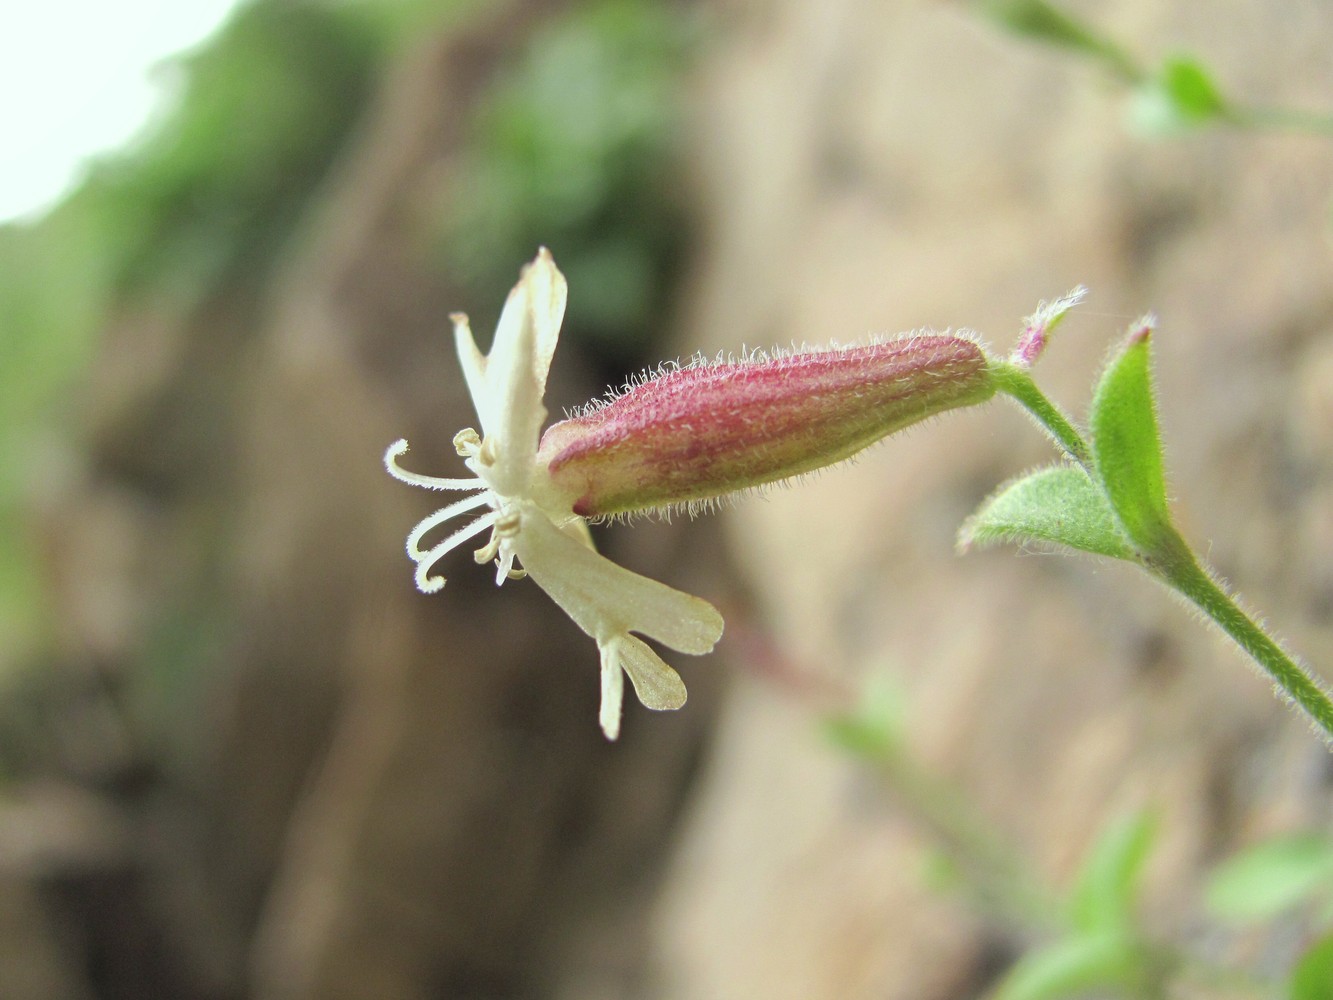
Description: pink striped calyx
xmin=538 ymin=334 xmax=996 ymax=518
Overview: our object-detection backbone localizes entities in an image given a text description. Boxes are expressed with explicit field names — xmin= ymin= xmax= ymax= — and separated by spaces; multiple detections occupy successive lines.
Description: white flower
xmin=384 ymin=249 xmax=723 ymax=740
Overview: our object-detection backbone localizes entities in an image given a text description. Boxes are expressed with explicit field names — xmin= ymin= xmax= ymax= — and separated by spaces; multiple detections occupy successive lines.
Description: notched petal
xmin=515 ymin=506 xmax=723 ymax=655
xmin=599 ymin=643 xmax=625 ymax=740
xmin=617 ymin=635 xmax=688 ymax=711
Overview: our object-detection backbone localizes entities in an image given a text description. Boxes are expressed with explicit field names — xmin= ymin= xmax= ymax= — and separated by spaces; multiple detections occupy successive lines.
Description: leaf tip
xmin=1127 ymin=313 xmax=1157 ymax=346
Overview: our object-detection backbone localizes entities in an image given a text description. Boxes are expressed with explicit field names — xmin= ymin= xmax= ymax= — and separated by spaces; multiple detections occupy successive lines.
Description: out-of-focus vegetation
xmin=0 ymin=0 xmax=696 ymax=676
xmin=0 ymin=0 xmax=393 ymax=669
xmin=828 ymin=678 xmax=1333 ymax=998
xmin=973 ymin=0 xmax=1333 ymax=135
xmin=438 ymin=0 xmax=697 ymax=368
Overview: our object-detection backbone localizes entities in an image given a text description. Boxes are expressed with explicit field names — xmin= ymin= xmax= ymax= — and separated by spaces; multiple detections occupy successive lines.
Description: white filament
xmin=413 ymin=511 xmax=499 ymax=593
xmin=384 ymin=439 xmax=484 ymax=491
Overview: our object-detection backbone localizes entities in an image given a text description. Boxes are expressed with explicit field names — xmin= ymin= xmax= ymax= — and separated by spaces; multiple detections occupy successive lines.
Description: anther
xmin=473 ymin=532 xmax=502 ymax=565
xmin=454 ymin=427 xmax=481 ymax=457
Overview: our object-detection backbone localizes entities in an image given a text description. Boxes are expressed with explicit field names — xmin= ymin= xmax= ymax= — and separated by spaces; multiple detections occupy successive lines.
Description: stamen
xmin=473 ymin=532 xmax=502 ymax=565
xmin=493 ymin=545 xmax=517 ymax=585
xmin=406 ymin=492 xmax=494 ymax=559
xmin=412 ymin=511 xmax=498 ymax=593
xmin=385 ymin=439 xmax=485 ymax=491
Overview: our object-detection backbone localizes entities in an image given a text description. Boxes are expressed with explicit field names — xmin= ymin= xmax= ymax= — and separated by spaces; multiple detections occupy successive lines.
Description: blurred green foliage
xmin=827 ymin=669 xmax=1333 ymax=998
xmin=78 ymin=2 xmax=381 ymax=298
xmin=0 ymin=0 xmax=698 ymax=673
xmin=990 ymin=811 xmax=1162 ymax=1000
xmin=0 ymin=213 xmax=109 ymax=623
xmin=975 ymin=0 xmax=1143 ymax=84
xmin=439 ymin=0 xmax=697 ymax=368
xmin=0 ymin=0 xmax=406 ymax=667
xmin=1206 ymin=833 xmax=1333 ymax=926
xmin=974 ymin=0 xmax=1333 ymax=137
xmin=1291 ymin=933 xmax=1333 ymax=1000
xmin=822 ymin=673 xmax=906 ymax=760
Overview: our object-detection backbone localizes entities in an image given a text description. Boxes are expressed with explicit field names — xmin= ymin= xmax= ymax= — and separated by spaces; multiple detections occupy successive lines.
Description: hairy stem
xmin=1155 ymin=537 xmax=1333 ymax=743
xmin=991 ymin=362 xmax=1094 ymax=469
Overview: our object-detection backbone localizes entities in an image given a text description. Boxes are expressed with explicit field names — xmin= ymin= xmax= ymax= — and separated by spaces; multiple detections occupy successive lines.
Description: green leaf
xmin=1206 ymin=834 xmax=1333 ymax=923
xmin=990 ymin=932 xmax=1143 ymax=1000
xmin=1131 ymin=56 xmax=1231 ymax=134
xmin=1160 ymin=57 xmax=1229 ymax=120
xmin=1070 ymin=810 xmax=1157 ymax=934
xmin=1088 ymin=324 xmax=1173 ymax=553
xmin=959 ymin=464 xmax=1134 ymax=560
xmin=1290 ymin=933 xmax=1333 ymax=1000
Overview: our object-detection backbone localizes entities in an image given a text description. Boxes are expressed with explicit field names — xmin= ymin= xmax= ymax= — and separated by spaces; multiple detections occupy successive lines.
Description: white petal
xmin=599 ymin=643 xmax=625 ymax=740
xmin=616 ymin=635 xmax=688 ymax=711
xmin=452 ymin=313 xmax=490 ymax=432
xmin=482 ymin=250 xmax=566 ymax=495
xmin=515 ymin=505 xmax=723 ymax=654
xmin=520 ymin=248 xmax=566 ymax=401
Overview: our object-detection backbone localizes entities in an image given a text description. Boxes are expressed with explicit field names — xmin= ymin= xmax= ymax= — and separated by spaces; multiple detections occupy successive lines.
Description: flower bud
xmin=538 ymin=334 xmax=995 ymax=518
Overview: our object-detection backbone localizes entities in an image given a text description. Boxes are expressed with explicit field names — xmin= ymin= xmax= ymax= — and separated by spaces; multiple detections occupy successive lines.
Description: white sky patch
xmin=0 ymin=0 xmax=242 ymax=224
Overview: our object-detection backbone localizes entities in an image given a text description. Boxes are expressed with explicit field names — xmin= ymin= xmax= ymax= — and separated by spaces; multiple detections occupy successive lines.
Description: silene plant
xmin=387 ymin=250 xmax=1333 ymax=744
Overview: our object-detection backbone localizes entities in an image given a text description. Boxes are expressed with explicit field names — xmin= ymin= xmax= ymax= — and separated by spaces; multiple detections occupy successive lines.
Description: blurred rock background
xmin=2 ymin=0 xmax=1332 ymax=997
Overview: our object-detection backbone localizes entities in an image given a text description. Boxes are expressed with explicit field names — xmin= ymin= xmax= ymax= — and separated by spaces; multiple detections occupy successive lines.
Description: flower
xmin=387 ymin=249 xmax=1001 ymax=740
xmin=385 ymin=249 xmax=723 ymax=740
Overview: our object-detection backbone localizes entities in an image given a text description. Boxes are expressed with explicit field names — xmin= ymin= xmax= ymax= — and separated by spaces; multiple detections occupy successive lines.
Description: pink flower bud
xmin=538 ymin=335 xmax=995 ymax=518
xmin=1010 ymin=287 xmax=1086 ymax=368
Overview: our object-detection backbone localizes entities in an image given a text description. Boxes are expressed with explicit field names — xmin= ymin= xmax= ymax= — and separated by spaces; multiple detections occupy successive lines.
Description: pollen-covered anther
xmin=473 ymin=533 xmax=501 ymax=565
xmin=454 ymin=427 xmax=481 ymax=457
xmin=473 ymin=510 xmax=520 ymax=565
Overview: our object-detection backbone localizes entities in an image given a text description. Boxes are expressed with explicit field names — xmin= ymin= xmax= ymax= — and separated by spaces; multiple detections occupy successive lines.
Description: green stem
xmin=1154 ymin=535 xmax=1333 ymax=743
xmin=877 ymin=744 xmax=1062 ymax=930
xmin=1230 ymin=104 xmax=1333 ymax=138
xmin=992 ymin=361 xmax=1094 ymax=469
xmin=995 ymin=366 xmax=1333 ymax=743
